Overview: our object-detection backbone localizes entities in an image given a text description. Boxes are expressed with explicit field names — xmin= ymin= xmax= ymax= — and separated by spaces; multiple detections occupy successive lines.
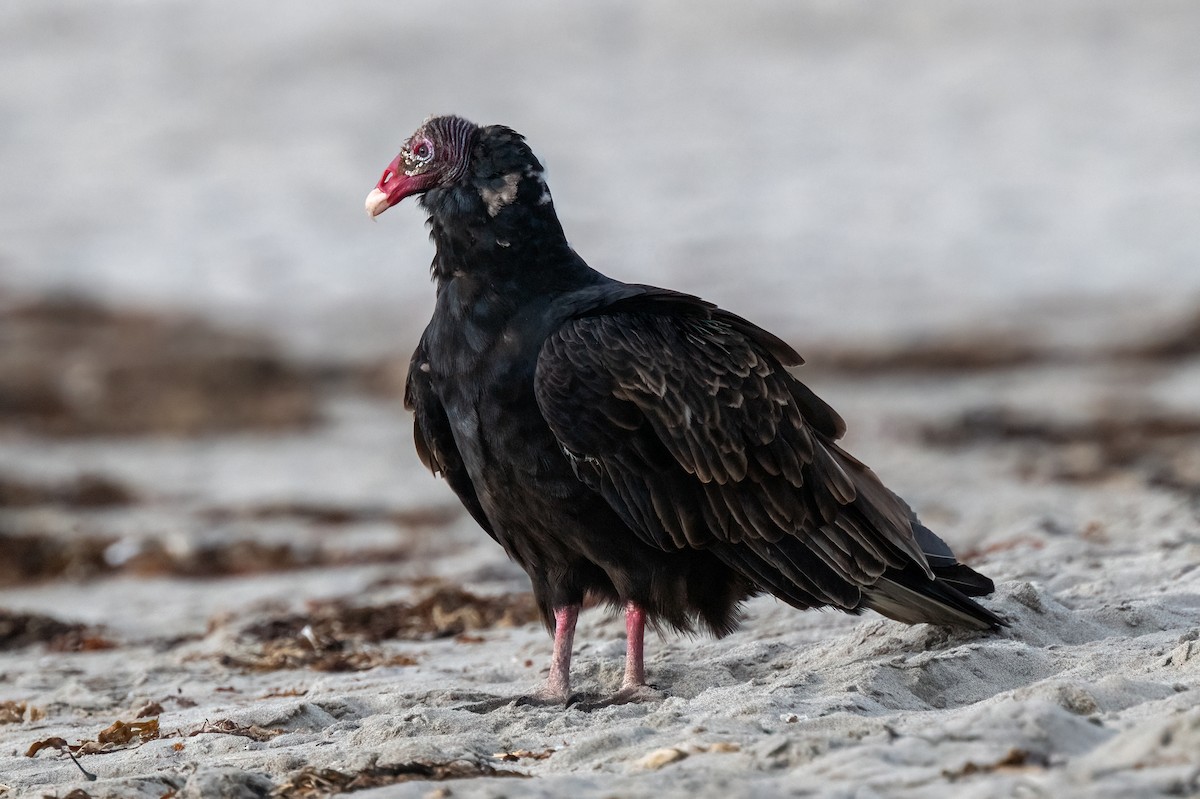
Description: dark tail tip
xmin=864 ymin=563 xmax=1008 ymax=631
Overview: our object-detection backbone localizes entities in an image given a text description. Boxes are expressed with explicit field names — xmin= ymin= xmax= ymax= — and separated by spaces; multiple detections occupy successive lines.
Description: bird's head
xmin=367 ymin=115 xmax=553 ymax=225
xmin=365 ymin=115 xmax=479 ymax=218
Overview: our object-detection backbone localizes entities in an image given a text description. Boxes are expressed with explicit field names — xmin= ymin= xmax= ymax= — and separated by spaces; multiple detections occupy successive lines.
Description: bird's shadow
xmin=457 ymin=685 xmax=663 ymax=714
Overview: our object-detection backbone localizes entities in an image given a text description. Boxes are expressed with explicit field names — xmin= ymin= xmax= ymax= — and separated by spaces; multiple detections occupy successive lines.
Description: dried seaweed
xmin=221 ymin=586 xmax=537 ymax=673
xmin=0 ymin=294 xmax=318 ymax=437
xmin=0 ymin=700 xmax=45 ymax=724
xmin=942 ymin=747 xmax=1049 ymax=780
xmin=0 ymin=609 xmax=113 ymax=652
xmin=26 ymin=716 xmax=282 ymax=764
xmin=0 ymin=535 xmax=115 ymax=587
xmin=220 ymin=640 xmax=418 ymax=673
xmin=271 ymin=760 xmax=526 ymax=798
xmin=920 ymin=407 xmax=1200 ymax=449
xmin=26 ymin=719 xmax=160 ymax=758
xmin=25 ymin=737 xmax=69 ymax=758
xmin=807 ymin=301 xmax=1200 ymax=377
xmin=134 ymin=701 xmax=164 ymax=719
xmin=0 ymin=473 xmax=136 ymax=508
xmin=493 ymin=748 xmax=555 ymax=762
xmin=920 ymin=406 xmax=1200 ymax=493
xmin=242 ymin=586 xmax=539 ymax=644
xmin=200 ymin=502 xmax=460 ymax=530
xmin=810 ymin=336 xmax=1051 ymax=376
xmin=1114 ymin=308 xmax=1200 ymax=362
xmin=186 ymin=719 xmax=281 ymax=742
xmin=0 ymin=531 xmax=416 ymax=588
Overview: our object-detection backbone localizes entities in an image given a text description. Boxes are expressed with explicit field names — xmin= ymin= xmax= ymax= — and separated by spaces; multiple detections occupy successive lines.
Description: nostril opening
xmin=381 ymin=169 xmax=394 ymax=185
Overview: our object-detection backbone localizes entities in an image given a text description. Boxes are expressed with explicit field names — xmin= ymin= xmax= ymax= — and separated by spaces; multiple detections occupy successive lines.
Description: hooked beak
xmin=365 ymin=153 xmax=425 ymax=219
xmin=365 ymin=187 xmax=392 ymax=219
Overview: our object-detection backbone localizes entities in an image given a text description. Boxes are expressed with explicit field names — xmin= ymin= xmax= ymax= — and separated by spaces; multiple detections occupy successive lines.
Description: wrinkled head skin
xmin=365 ymin=115 xmax=478 ymax=218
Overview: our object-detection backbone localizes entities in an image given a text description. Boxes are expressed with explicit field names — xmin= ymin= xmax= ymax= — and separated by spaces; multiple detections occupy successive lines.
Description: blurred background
xmin=1 ymin=0 xmax=1199 ymax=640
xmin=3 ymin=0 xmax=1199 ymax=357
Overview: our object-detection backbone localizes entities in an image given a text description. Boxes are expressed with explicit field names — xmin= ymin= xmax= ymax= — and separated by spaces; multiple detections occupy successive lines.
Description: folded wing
xmin=534 ymin=294 xmax=951 ymax=615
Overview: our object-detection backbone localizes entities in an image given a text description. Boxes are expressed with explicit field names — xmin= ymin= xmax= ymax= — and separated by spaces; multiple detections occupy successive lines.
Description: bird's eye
xmin=401 ymin=139 xmax=436 ymax=176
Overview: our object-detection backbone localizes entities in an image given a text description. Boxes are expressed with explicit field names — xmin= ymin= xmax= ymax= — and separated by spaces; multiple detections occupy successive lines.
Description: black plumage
xmin=366 ymin=115 xmax=1004 ymax=705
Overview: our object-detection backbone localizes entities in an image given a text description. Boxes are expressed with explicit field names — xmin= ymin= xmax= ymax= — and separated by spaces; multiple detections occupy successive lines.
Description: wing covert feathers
xmin=534 ymin=305 xmax=951 ymax=615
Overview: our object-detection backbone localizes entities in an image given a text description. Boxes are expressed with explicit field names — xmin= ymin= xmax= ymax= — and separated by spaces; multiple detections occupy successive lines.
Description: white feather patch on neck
xmin=480 ymin=172 xmax=522 ymax=217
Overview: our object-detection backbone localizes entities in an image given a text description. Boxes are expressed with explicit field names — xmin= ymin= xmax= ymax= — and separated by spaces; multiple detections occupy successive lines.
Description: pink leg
xmin=564 ymin=602 xmax=658 ymax=710
xmin=539 ymin=605 xmax=579 ymax=703
xmin=622 ymin=601 xmax=648 ymax=689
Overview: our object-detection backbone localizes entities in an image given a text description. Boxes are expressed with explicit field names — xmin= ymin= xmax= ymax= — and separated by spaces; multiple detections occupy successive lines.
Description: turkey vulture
xmin=366 ymin=115 xmax=1003 ymax=706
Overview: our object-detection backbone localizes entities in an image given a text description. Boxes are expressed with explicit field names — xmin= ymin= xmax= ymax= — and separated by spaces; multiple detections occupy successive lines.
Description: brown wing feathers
xmin=535 ymin=309 xmax=933 ymax=610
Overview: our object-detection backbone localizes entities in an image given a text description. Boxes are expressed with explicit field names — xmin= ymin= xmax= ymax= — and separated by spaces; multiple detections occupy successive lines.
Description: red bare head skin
xmin=365 ymin=115 xmax=478 ymax=218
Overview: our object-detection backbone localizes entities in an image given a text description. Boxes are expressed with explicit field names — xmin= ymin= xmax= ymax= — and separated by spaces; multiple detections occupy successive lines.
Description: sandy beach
xmin=2 ymin=2 xmax=1199 ymax=797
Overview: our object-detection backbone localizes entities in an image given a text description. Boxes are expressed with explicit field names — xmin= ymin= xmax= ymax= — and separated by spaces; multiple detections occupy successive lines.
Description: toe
xmin=573 ymin=684 xmax=664 ymax=712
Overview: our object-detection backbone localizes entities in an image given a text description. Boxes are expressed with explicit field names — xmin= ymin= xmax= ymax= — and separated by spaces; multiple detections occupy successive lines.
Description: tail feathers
xmin=863 ymin=562 xmax=1007 ymax=631
xmin=932 ymin=562 xmax=995 ymax=597
xmin=902 ymin=506 xmax=995 ymax=590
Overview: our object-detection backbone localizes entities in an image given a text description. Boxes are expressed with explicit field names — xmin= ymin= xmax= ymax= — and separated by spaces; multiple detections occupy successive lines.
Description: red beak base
xmin=365 ymin=154 xmax=427 ymax=218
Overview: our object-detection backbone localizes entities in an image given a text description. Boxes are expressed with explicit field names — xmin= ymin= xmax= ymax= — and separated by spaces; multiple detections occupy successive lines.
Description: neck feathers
xmin=422 ymin=126 xmax=573 ymax=285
